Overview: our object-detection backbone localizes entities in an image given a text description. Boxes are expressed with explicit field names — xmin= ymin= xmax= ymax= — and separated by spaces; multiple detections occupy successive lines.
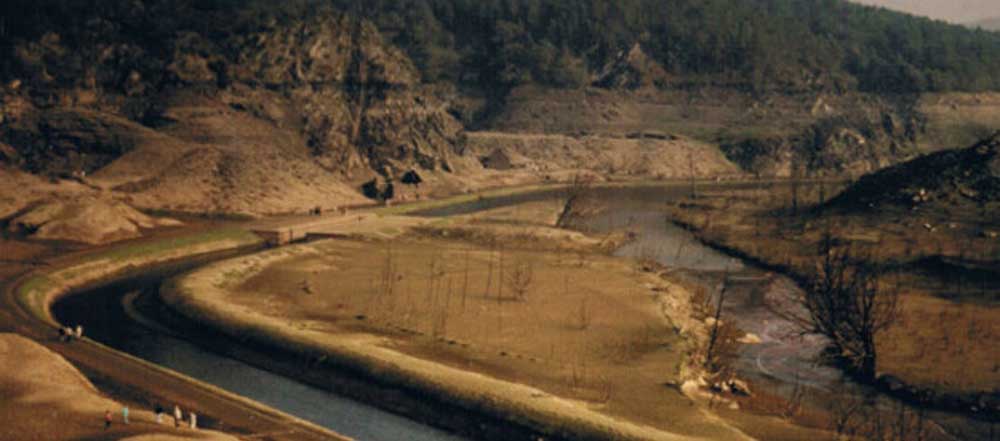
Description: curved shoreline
xmin=9 ymin=181 xmax=764 ymax=441
xmin=4 ymin=228 xmax=350 ymax=441
xmin=668 ymin=218 xmax=1000 ymax=422
xmin=160 ymin=236 xmax=741 ymax=441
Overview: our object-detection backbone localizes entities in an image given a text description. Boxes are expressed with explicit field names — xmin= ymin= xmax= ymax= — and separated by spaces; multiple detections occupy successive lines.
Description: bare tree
xmin=484 ymin=244 xmax=495 ymax=297
xmin=497 ymin=244 xmax=505 ymax=300
xmin=704 ymin=277 xmax=730 ymax=372
xmin=688 ymin=147 xmax=698 ymax=199
xmin=862 ymin=399 xmax=929 ymax=441
xmin=461 ymin=248 xmax=470 ymax=311
xmin=776 ymin=234 xmax=899 ymax=382
xmin=379 ymin=241 xmax=396 ymax=297
xmin=575 ymin=296 xmax=591 ymax=330
xmin=703 ymin=277 xmax=742 ymax=378
xmin=790 ymin=161 xmax=802 ymax=215
xmin=781 ymin=370 xmax=806 ymax=420
xmin=825 ymin=391 xmax=866 ymax=438
xmin=505 ymin=259 xmax=534 ymax=301
xmin=557 ymin=173 xmax=596 ymax=227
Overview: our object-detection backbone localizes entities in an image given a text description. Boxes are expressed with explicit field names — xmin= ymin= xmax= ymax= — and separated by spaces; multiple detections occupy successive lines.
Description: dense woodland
xmin=2 ymin=0 xmax=1000 ymax=96
xmin=343 ymin=0 xmax=1000 ymax=94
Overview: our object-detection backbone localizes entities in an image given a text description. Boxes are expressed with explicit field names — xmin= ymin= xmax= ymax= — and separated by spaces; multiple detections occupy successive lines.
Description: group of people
xmin=104 ymin=404 xmax=197 ymax=430
xmin=58 ymin=325 xmax=83 ymax=342
xmin=59 ymin=324 xmax=202 ymax=432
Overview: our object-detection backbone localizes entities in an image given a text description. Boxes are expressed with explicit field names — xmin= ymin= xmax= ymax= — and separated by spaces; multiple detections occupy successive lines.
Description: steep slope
xmin=0 ymin=333 xmax=238 ymax=441
xmin=2 ymin=0 xmax=1000 ymax=232
xmin=94 ymin=94 xmax=368 ymax=215
xmin=0 ymin=7 xmax=471 ymax=220
xmin=827 ymin=132 xmax=1000 ymax=212
xmin=224 ymin=13 xmax=465 ymax=178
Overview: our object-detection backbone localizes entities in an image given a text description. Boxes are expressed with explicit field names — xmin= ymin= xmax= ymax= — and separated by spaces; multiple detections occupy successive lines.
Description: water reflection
xmin=129 ymin=328 xmax=469 ymax=441
xmin=54 ymin=281 xmax=471 ymax=441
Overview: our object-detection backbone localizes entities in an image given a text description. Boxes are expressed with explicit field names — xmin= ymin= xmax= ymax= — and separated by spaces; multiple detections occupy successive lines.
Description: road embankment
xmin=6 ymin=227 xmax=350 ymax=441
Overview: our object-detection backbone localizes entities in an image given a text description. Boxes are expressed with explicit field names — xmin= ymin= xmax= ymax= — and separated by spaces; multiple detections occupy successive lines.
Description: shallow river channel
xmin=567 ymin=186 xmax=990 ymax=441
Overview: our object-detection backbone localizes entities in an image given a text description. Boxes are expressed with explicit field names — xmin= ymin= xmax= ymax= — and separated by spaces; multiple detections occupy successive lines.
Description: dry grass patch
xmin=0 ymin=333 xmax=236 ymax=441
xmin=664 ymin=183 xmax=1000 ymax=398
xmin=239 ymin=238 xmax=692 ymax=419
xmin=168 ymin=224 xmax=760 ymax=440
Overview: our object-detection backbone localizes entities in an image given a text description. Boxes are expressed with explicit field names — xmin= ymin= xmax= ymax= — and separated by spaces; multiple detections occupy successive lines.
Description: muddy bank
xmin=53 ymin=279 xmax=470 ymax=441
xmin=154 ymin=181 xmax=844 ymax=441
xmin=667 ymin=217 xmax=1000 ymax=430
xmin=136 ymin=287 xmax=546 ymax=441
xmin=159 ymin=236 xmax=724 ymax=441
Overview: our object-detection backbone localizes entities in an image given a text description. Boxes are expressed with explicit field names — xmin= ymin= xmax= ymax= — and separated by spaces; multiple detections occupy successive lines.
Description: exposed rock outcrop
xmin=1 ymin=9 xmax=466 ymax=217
xmin=720 ymin=105 xmax=924 ymax=177
xmin=594 ymin=43 xmax=670 ymax=89
xmin=226 ymin=13 xmax=463 ymax=177
xmin=466 ymin=132 xmax=740 ymax=178
xmin=827 ymin=132 xmax=1000 ymax=211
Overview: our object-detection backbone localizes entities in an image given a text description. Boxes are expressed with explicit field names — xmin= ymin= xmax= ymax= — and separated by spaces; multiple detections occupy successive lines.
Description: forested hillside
xmin=1 ymin=0 xmax=999 ymax=237
xmin=2 ymin=0 xmax=1000 ymax=187
xmin=3 ymin=0 xmax=1000 ymax=97
xmin=342 ymin=0 xmax=1000 ymax=94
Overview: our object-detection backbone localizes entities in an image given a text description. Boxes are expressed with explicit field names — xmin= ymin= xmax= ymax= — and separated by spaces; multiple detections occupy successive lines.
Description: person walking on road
xmin=104 ymin=410 xmax=112 ymax=430
xmin=154 ymin=404 xmax=164 ymax=424
xmin=122 ymin=405 xmax=129 ymax=424
xmin=189 ymin=411 xmax=197 ymax=430
xmin=173 ymin=405 xmax=182 ymax=428
xmin=61 ymin=326 xmax=74 ymax=342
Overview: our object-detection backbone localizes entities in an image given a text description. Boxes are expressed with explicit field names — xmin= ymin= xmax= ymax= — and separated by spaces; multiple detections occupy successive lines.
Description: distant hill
xmin=969 ymin=17 xmax=1000 ymax=31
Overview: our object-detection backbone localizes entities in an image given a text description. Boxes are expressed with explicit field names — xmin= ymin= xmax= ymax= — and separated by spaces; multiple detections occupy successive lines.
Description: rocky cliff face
xmin=225 ymin=13 xmax=463 ymax=177
xmin=718 ymin=96 xmax=926 ymax=177
xmin=0 ymin=6 xmax=473 ymax=239
xmin=1 ymin=8 xmax=464 ymax=184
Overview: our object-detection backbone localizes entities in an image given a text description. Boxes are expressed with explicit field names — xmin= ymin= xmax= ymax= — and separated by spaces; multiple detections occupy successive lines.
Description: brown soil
xmin=91 ymin=96 xmax=367 ymax=216
xmin=0 ymin=165 xmax=93 ymax=220
xmin=164 ymin=199 xmax=850 ymax=440
xmin=0 ymin=164 xmax=186 ymax=245
xmin=664 ymin=183 xmax=1000 ymax=398
xmin=0 ymin=333 xmax=237 ymax=441
xmin=243 ymin=237 xmax=714 ymax=429
xmin=466 ymin=132 xmax=741 ymax=179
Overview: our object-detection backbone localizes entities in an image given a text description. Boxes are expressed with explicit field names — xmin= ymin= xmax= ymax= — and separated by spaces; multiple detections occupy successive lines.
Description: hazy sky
xmin=851 ymin=0 xmax=999 ymax=23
